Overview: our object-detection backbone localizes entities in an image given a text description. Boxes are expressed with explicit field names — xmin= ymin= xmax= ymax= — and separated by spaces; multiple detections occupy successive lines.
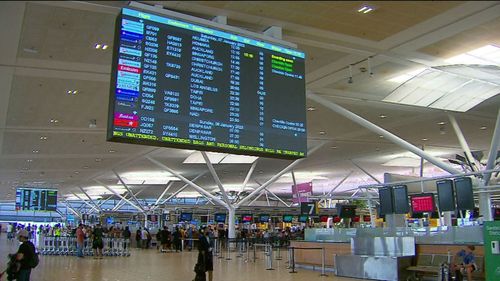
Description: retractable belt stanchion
xmin=289 ymin=247 xmax=297 ymax=273
xmin=265 ymin=244 xmax=274 ymax=270
xmin=218 ymin=238 xmax=225 ymax=259
xmin=275 ymin=244 xmax=282 ymax=260
xmin=225 ymin=238 xmax=232 ymax=260
xmin=321 ymin=247 xmax=327 ymax=276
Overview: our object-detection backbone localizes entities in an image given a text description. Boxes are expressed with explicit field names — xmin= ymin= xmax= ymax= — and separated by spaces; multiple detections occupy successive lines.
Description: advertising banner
xmin=484 ymin=221 xmax=500 ymax=281
xmin=292 ymin=182 xmax=313 ymax=203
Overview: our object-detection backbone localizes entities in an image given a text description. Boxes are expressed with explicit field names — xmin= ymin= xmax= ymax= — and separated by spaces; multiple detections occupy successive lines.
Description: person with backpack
xmin=16 ymin=229 xmax=37 ymax=281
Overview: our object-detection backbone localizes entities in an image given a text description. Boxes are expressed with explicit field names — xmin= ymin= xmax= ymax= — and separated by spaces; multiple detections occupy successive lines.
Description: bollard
xmin=289 ymin=247 xmax=297 ymax=273
xmin=320 ymin=248 xmax=327 ymax=276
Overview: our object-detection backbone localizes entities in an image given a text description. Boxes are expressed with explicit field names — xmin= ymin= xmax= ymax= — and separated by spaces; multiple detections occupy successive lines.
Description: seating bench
xmin=406 ymin=254 xmax=484 ymax=281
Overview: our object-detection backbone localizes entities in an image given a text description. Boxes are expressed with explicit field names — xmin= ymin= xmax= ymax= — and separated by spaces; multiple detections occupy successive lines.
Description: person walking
xmin=122 ymin=226 xmax=131 ymax=251
xmin=76 ymin=224 xmax=85 ymax=258
xmin=136 ymin=227 xmax=142 ymax=249
xmin=92 ymin=224 xmax=104 ymax=259
xmin=173 ymin=227 xmax=182 ymax=252
xmin=15 ymin=229 xmax=36 ymax=281
xmin=141 ymin=228 xmax=148 ymax=249
xmin=199 ymin=227 xmax=213 ymax=281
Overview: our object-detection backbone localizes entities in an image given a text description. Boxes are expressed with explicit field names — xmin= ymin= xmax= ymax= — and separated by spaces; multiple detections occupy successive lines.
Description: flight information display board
xmin=108 ymin=8 xmax=307 ymax=159
xmin=15 ymin=188 xmax=57 ymax=212
xmin=410 ymin=193 xmax=435 ymax=213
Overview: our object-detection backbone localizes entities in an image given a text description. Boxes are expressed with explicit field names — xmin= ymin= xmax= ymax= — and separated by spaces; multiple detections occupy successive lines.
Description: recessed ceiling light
xmin=319 ymin=131 xmax=326 ymax=135
xmin=331 ymin=146 xmax=337 ymax=149
xmin=67 ymin=90 xmax=78 ymax=95
xmin=95 ymin=158 xmax=102 ymax=162
xmin=379 ymin=135 xmax=384 ymax=138
xmin=437 ymin=121 xmax=446 ymax=125
xmin=49 ymin=119 xmax=59 ymax=124
xmin=357 ymin=5 xmax=374 ymax=14
xmin=74 ymin=171 xmax=79 ymax=174
xmin=109 ymin=149 xmax=116 ymax=153
xmin=379 ymin=114 xmax=387 ymax=119
xmin=83 ymin=166 xmax=89 ymax=169
xmin=32 ymin=150 xmax=39 ymax=153
xmin=22 ymin=167 xmax=28 ymax=170
xmin=26 ymin=159 xmax=33 ymax=163
xmin=307 ymin=106 xmax=316 ymax=111
xmin=40 ymin=136 xmax=48 ymax=140
xmin=421 ymin=138 xmax=428 ymax=141
xmin=480 ymin=126 xmax=487 ymax=130
xmin=94 ymin=43 xmax=109 ymax=50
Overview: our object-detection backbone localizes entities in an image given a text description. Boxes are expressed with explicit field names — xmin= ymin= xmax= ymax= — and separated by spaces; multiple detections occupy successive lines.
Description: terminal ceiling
xmin=0 ymin=1 xmax=499 ymax=206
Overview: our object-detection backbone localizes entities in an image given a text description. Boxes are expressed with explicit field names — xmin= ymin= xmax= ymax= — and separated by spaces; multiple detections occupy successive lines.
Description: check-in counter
xmin=290 ymin=226 xmax=484 ymax=280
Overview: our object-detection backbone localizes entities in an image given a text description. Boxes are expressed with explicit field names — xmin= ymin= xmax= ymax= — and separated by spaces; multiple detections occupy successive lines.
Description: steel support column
xmin=154 ymin=181 xmax=174 ymax=206
xmin=95 ymin=180 xmax=145 ymax=213
xmin=351 ymin=161 xmax=381 ymax=184
xmin=448 ymin=114 xmax=480 ymax=171
xmin=308 ymin=92 xmax=461 ymax=174
xmin=326 ymin=171 xmax=353 ymax=197
xmin=146 ymin=156 xmax=228 ymax=208
xmin=78 ymin=186 xmax=103 ymax=212
xmin=485 ymin=108 xmax=500 ymax=185
xmin=201 ymin=151 xmax=231 ymax=205
xmin=236 ymin=144 xmax=324 ymax=208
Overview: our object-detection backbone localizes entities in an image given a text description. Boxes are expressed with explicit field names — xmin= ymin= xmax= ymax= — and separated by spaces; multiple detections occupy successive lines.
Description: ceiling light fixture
xmin=480 ymin=126 xmax=487 ymax=130
xmin=83 ymin=166 xmax=89 ymax=169
xmin=331 ymin=146 xmax=337 ymax=149
xmin=379 ymin=135 xmax=384 ymax=138
xmin=40 ymin=136 xmax=48 ymax=140
xmin=421 ymin=138 xmax=428 ymax=141
xmin=319 ymin=131 xmax=326 ymax=135
xmin=95 ymin=158 xmax=102 ymax=162
xmin=32 ymin=150 xmax=39 ymax=153
xmin=379 ymin=114 xmax=387 ymax=119
xmin=67 ymin=90 xmax=78 ymax=95
xmin=26 ymin=159 xmax=33 ymax=162
xmin=49 ymin=119 xmax=59 ymax=124
xmin=307 ymin=106 xmax=316 ymax=111
xmin=109 ymin=149 xmax=116 ymax=153
xmin=357 ymin=5 xmax=374 ymax=14
xmin=437 ymin=121 xmax=446 ymax=125
xmin=94 ymin=43 xmax=109 ymax=50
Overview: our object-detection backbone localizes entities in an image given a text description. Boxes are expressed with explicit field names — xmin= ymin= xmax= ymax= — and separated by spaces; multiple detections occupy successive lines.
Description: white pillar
xmin=228 ymin=206 xmax=236 ymax=239
xmin=442 ymin=211 xmax=453 ymax=226
xmin=478 ymin=180 xmax=493 ymax=221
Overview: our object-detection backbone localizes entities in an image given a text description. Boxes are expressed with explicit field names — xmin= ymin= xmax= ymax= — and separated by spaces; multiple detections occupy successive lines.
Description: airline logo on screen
xmin=110 ymin=8 xmax=307 ymax=159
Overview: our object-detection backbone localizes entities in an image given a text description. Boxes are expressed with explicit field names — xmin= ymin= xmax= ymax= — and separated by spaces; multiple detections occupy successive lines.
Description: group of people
xmin=73 ymin=223 xmax=132 ymax=259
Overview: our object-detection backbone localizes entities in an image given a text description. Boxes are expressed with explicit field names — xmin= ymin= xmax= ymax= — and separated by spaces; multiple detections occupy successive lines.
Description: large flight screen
xmin=15 ymin=188 xmax=58 ymax=212
xmin=108 ymin=8 xmax=307 ymax=159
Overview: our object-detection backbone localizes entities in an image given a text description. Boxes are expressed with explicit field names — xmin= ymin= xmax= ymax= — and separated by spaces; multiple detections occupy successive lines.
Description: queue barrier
xmin=287 ymin=246 xmax=327 ymax=276
xmin=39 ymin=235 xmax=131 ymax=257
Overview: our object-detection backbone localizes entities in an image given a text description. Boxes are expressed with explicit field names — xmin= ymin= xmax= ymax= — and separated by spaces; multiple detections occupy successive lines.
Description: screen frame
xmin=392 ymin=185 xmax=409 ymax=214
xmin=241 ymin=214 xmax=253 ymax=223
xmin=436 ymin=179 xmax=456 ymax=212
xmin=410 ymin=193 xmax=436 ymax=214
xmin=282 ymin=215 xmax=293 ymax=223
xmin=179 ymin=212 xmax=193 ymax=222
xmin=214 ymin=213 xmax=226 ymax=223
xmin=454 ymin=177 xmax=474 ymax=211
xmin=259 ymin=214 xmax=270 ymax=223
xmin=298 ymin=215 xmax=308 ymax=223
xmin=15 ymin=187 xmax=58 ymax=212
xmin=107 ymin=8 xmax=307 ymax=160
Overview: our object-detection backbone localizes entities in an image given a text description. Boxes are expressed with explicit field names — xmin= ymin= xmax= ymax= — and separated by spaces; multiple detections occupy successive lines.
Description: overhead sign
xmin=300 ymin=201 xmax=318 ymax=216
xmin=292 ymin=182 xmax=313 ymax=203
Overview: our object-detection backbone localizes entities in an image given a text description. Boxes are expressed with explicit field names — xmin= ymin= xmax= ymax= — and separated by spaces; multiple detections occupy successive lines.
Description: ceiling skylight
xmin=384 ymin=67 xmax=500 ymax=112
xmin=445 ymin=44 xmax=500 ymax=66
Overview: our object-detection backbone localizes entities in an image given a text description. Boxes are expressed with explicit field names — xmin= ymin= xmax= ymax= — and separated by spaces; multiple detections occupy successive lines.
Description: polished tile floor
xmin=0 ymin=234 xmax=361 ymax=281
